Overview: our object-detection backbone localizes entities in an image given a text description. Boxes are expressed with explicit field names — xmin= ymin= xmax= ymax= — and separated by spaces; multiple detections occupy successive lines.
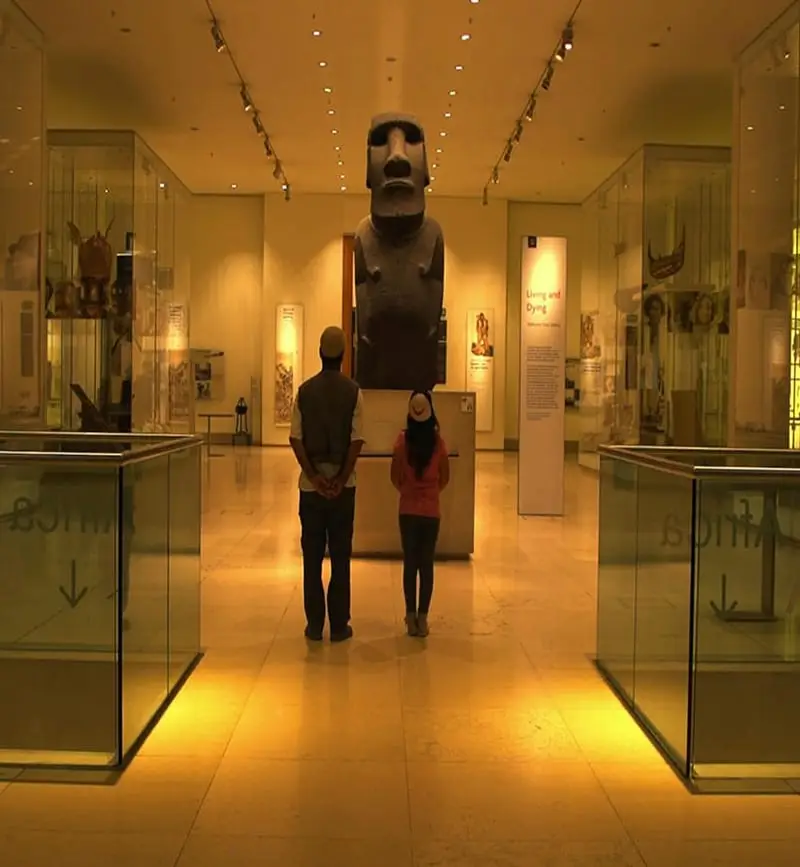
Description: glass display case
xmin=734 ymin=5 xmax=799 ymax=449
xmin=45 ymin=131 xmax=193 ymax=433
xmin=597 ymin=444 xmax=800 ymax=789
xmin=0 ymin=1 xmax=45 ymax=428
xmin=579 ymin=145 xmax=731 ymax=470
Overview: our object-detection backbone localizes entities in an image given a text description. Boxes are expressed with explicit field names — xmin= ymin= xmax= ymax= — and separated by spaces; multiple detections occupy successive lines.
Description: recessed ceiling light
xmin=15 ymin=105 xmax=22 ymax=111
xmin=340 ymin=174 xmax=345 ymax=179
xmin=338 ymin=159 xmax=343 ymax=166
xmin=319 ymin=61 xmax=327 ymax=67
xmin=159 ymin=181 xmax=166 ymax=189
xmin=341 ymin=185 xmax=347 ymax=191
xmin=312 ymin=29 xmax=322 ymax=36
xmin=449 ymin=90 xmax=457 ymax=96
xmin=323 ymin=86 xmax=332 ymax=93
xmin=460 ymin=33 xmax=471 ymax=41
xmin=328 ymin=108 xmax=335 ymax=115
xmin=455 ymin=64 xmax=464 ymax=71
xmin=432 ymin=163 xmax=439 ymax=169
xmin=746 ymin=125 xmax=754 ymax=130
xmin=335 ymin=145 xmax=341 ymax=151
xmin=470 ymin=0 xmax=479 ymax=4
xmin=439 ymin=131 xmax=447 ymax=137
xmin=444 ymin=111 xmax=451 ymax=118
xmin=332 ymin=129 xmax=339 ymax=134
xmin=0 ymin=138 xmax=9 ymax=144
xmin=780 ymin=104 xmax=786 ymax=110
xmin=430 ymin=176 xmax=436 ymax=182
xmin=435 ymin=147 xmax=442 ymax=153
xmin=28 ymin=180 xmax=33 ymax=186
xmin=231 ymin=183 xmax=238 ymax=189
xmin=8 ymin=169 xmax=13 ymax=174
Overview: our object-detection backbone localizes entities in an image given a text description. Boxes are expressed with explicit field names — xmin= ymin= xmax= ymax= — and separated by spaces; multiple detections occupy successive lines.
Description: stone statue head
xmin=366 ymin=113 xmax=429 ymax=220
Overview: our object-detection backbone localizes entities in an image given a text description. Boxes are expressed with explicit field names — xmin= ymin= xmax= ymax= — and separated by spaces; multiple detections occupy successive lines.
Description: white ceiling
xmin=17 ymin=0 xmax=792 ymax=202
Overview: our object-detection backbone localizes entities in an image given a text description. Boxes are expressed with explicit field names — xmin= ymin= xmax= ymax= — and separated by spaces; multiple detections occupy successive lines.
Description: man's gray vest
xmin=297 ymin=370 xmax=359 ymax=470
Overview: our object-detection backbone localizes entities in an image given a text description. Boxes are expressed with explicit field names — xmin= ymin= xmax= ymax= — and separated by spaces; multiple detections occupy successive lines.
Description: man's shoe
xmin=330 ymin=625 xmax=353 ymax=643
xmin=304 ymin=625 xmax=324 ymax=642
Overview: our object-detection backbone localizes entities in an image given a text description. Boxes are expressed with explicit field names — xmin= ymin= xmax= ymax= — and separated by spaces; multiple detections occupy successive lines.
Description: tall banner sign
xmin=518 ymin=236 xmax=567 ymax=516
xmin=465 ymin=308 xmax=494 ymax=432
xmin=274 ymin=304 xmax=304 ymax=426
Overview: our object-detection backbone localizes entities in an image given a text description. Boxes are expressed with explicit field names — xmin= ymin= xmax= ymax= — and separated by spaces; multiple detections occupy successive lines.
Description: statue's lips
xmin=381 ymin=179 xmax=415 ymax=191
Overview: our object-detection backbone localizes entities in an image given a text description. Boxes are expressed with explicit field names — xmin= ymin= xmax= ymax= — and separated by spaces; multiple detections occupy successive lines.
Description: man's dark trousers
xmin=299 ymin=486 xmax=356 ymax=634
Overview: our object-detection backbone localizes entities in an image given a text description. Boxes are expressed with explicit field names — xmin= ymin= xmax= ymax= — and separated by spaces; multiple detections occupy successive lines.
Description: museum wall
xmin=189 ymin=195 xmax=264 ymax=440
xmin=504 ymin=201 xmax=584 ymax=447
xmin=262 ymin=193 xmax=509 ymax=450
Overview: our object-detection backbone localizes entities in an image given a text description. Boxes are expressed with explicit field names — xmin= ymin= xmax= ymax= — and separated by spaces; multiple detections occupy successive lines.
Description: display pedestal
xmin=352 ymin=389 xmax=476 ymax=558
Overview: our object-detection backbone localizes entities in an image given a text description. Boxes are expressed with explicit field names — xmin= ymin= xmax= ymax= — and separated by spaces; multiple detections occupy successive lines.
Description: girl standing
xmin=390 ymin=391 xmax=450 ymax=637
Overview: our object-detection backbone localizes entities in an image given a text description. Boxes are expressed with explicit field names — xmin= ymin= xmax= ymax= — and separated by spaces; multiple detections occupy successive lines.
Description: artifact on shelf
xmin=68 ymin=218 xmax=114 ymax=318
xmin=354 ymin=113 xmax=444 ymax=391
xmin=647 ymin=226 xmax=686 ymax=281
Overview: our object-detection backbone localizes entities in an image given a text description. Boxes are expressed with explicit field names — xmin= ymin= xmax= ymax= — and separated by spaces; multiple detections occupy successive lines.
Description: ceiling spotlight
xmin=341 ymin=185 xmax=347 ymax=191
xmin=240 ymin=86 xmax=253 ymax=112
xmin=513 ymin=122 xmax=523 ymax=143
xmin=28 ymin=180 xmax=33 ymax=186
xmin=482 ymin=187 xmax=488 ymax=205
xmin=542 ymin=64 xmax=554 ymax=90
xmin=230 ymin=183 xmax=238 ymax=190
xmin=312 ymin=29 xmax=322 ymax=36
xmin=319 ymin=60 xmax=328 ymax=67
xmin=562 ymin=24 xmax=574 ymax=51
xmin=503 ymin=142 xmax=513 ymax=162
xmin=491 ymin=167 xmax=499 ymax=184
xmin=432 ymin=163 xmax=439 ymax=169
xmin=158 ymin=181 xmax=166 ymax=189
xmin=444 ymin=111 xmax=452 ymax=118
xmin=435 ymin=147 xmax=443 ymax=153
xmin=440 ymin=131 xmax=447 ymax=137
xmin=335 ymin=145 xmax=341 ymax=151
xmin=461 ymin=33 xmax=471 ymax=41
xmin=284 ymin=183 xmax=291 ymax=201
xmin=340 ymin=174 xmax=345 ymax=179
xmin=210 ymin=21 xmax=226 ymax=52
xmin=430 ymin=176 xmax=436 ymax=182
xmin=332 ymin=128 xmax=339 ymax=135
xmin=455 ymin=64 xmax=464 ymax=71
xmin=525 ymin=97 xmax=537 ymax=121
xmin=338 ymin=159 xmax=343 ymax=166
xmin=449 ymin=90 xmax=457 ymax=96
xmin=780 ymin=104 xmax=786 ymax=110
xmin=323 ymin=86 xmax=333 ymax=94
xmin=252 ymin=114 xmax=265 ymax=135
xmin=273 ymin=161 xmax=283 ymax=179
xmin=555 ymin=44 xmax=566 ymax=62
xmin=746 ymin=124 xmax=754 ymax=131
xmin=264 ymin=138 xmax=273 ymax=157
xmin=328 ymin=108 xmax=336 ymax=115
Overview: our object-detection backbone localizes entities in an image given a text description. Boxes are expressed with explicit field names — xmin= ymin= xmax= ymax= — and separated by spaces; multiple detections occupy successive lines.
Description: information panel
xmin=274 ymin=304 xmax=304 ymax=426
xmin=465 ymin=308 xmax=494 ymax=432
xmin=518 ymin=236 xmax=567 ymax=516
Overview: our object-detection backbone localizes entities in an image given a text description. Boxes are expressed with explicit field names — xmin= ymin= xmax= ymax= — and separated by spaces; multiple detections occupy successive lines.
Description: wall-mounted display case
xmin=45 ymin=130 xmax=193 ymax=433
xmin=0 ymin=1 xmax=45 ymax=428
xmin=579 ymin=145 xmax=731 ymax=470
xmin=734 ymin=5 xmax=799 ymax=449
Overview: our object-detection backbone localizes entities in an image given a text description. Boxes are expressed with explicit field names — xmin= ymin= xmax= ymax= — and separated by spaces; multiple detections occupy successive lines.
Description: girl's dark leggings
xmin=399 ymin=514 xmax=440 ymax=614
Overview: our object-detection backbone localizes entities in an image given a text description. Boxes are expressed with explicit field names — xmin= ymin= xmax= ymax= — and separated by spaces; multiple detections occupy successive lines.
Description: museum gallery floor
xmin=1 ymin=449 xmax=800 ymax=866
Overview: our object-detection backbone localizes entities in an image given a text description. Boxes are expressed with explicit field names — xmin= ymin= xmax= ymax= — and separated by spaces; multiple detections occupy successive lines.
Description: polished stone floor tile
xmin=635 ymin=839 xmax=800 ymax=866
xmin=193 ymin=757 xmax=410 ymax=838
xmin=0 ymin=830 xmax=186 ymax=867
xmin=177 ymin=834 xmax=414 ymax=867
xmin=412 ymin=840 xmax=646 ymax=866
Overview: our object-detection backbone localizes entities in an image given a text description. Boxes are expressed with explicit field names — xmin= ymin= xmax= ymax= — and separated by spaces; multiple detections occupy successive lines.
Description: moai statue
xmin=354 ymin=113 xmax=444 ymax=391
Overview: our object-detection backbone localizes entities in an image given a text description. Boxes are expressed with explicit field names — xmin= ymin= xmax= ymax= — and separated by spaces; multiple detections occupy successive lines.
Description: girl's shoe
xmin=416 ymin=613 xmax=429 ymax=637
xmin=405 ymin=614 xmax=418 ymax=636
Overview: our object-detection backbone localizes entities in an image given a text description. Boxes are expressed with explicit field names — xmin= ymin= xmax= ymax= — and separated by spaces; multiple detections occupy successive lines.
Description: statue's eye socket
xmin=404 ymin=127 xmax=422 ymax=145
xmin=369 ymin=130 xmax=388 ymax=147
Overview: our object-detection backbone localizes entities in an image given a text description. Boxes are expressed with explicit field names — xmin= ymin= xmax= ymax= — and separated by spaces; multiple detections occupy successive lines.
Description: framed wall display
xmin=518 ymin=236 xmax=567 ymax=516
xmin=437 ymin=307 xmax=448 ymax=385
xmin=191 ymin=349 xmax=225 ymax=401
xmin=466 ymin=308 xmax=494 ymax=431
xmin=274 ymin=303 xmax=304 ymax=426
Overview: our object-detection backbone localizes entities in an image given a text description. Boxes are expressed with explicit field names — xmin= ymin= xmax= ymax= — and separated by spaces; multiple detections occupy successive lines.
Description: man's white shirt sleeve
xmin=289 ymin=395 xmax=303 ymax=441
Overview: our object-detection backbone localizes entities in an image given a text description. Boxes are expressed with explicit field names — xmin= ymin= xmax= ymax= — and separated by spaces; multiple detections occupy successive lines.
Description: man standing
xmin=289 ymin=326 xmax=364 ymax=642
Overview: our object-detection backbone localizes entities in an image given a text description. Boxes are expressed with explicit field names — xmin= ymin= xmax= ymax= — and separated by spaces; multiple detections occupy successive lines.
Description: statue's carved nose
xmin=384 ymin=154 xmax=411 ymax=179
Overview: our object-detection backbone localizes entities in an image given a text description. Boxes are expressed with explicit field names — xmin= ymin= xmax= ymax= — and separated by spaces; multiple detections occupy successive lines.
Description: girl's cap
xmin=408 ymin=392 xmax=432 ymax=423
